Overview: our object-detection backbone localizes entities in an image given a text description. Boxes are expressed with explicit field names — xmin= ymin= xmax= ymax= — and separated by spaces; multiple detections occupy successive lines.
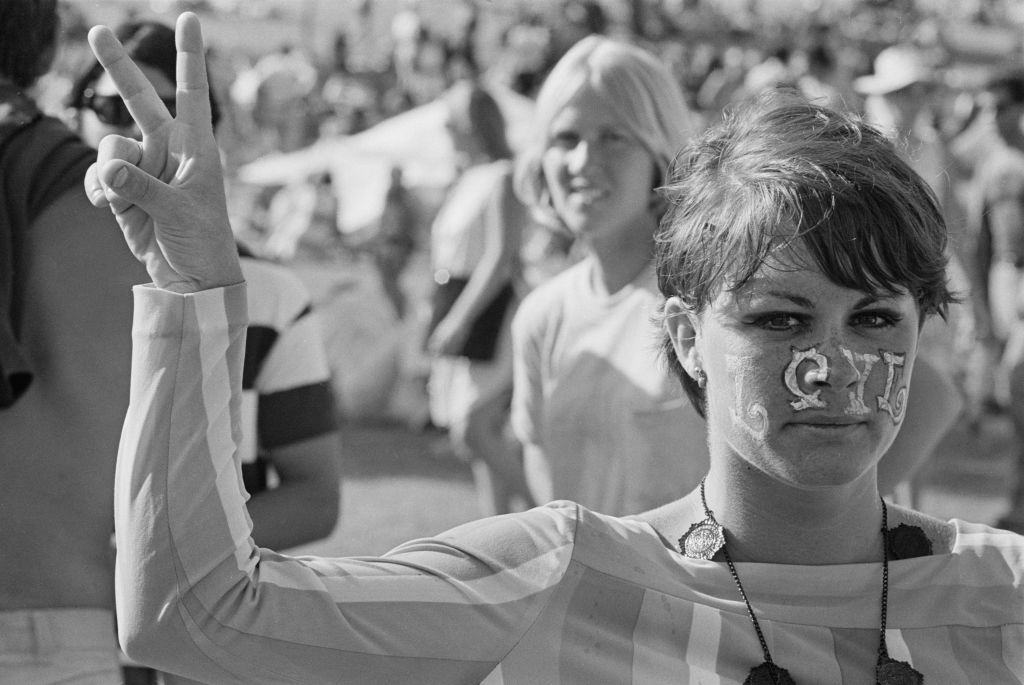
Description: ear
xmin=664 ymin=296 xmax=702 ymax=379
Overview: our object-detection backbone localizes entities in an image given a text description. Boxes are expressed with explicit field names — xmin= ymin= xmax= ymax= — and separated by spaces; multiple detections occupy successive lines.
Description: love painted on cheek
xmin=783 ymin=344 xmax=907 ymax=423
xmin=727 ymin=354 xmax=770 ymax=440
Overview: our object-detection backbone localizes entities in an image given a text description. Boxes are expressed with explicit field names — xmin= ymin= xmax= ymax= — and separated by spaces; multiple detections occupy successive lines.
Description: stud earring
xmin=694 ymin=368 xmax=707 ymax=389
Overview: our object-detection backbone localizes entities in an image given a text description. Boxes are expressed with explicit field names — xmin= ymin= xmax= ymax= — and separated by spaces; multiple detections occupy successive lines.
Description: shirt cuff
xmin=132 ymin=282 xmax=248 ymax=339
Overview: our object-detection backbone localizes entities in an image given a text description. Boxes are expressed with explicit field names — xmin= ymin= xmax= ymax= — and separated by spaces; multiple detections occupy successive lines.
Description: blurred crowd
xmin=5 ymin=0 xmax=1024 ymax=680
xmin=31 ymin=0 xmax=1024 ymax=524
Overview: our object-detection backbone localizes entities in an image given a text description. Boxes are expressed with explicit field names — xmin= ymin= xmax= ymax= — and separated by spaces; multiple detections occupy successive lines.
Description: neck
xmin=702 ymin=462 xmax=884 ymax=565
xmin=586 ymin=221 xmax=655 ymax=295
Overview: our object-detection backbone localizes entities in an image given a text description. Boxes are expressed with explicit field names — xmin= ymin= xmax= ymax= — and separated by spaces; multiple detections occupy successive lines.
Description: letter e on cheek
xmin=876 ymin=350 xmax=908 ymax=423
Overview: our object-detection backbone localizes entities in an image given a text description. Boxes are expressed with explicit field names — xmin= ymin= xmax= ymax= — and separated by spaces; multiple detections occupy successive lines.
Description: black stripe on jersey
xmin=257 ymin=381 xmax=337 ymax=448
xmin=242 ymin=325 xmax=278 ymax=390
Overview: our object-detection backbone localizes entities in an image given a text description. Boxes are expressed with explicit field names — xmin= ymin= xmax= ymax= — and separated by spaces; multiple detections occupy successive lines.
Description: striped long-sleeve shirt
xmin=114 ymin=283 xmax=1024 ymax=685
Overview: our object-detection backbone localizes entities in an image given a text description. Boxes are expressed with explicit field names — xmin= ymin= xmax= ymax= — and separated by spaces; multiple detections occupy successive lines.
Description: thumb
xmin=101 ymin=160 xmax=173 ymax=216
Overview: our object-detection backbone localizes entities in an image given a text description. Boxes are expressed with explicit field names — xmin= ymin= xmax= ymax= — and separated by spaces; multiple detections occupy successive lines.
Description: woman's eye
xmin=852 ymin=311 xmax=900 ymax=328
xmin=600 ymin=129 xmax=630 ymax=145
xmin=550 ymin=131 xmax=579 ymax=149
xmin=753 ymin=313 xmax=804 ymax=331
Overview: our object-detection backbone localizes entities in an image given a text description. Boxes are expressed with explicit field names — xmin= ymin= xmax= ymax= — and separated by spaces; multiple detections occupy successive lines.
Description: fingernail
xmin=112 ymin=166 xmax=128 ymax=188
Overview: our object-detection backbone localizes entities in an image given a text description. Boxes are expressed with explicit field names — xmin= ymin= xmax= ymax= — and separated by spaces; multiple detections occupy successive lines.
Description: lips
xmin=787 ymin=415 xmax=868 ymax=429
xmin=566 ymin=178 xmax=605 ymax=201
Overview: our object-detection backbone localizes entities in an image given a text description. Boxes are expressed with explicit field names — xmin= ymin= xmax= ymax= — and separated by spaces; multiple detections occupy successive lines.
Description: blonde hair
xmin=513 ymin=35 xmax=698 ymax=228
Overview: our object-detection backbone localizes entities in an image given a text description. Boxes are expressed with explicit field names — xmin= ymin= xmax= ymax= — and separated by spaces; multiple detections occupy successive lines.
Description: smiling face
xmin=540 ymin=86 xmax=658 ymax=245
xmin=669 ymin=246 xmax=921 ymax=488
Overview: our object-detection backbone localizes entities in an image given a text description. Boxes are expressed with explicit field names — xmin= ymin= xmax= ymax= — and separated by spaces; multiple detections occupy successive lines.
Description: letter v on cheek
xmin=841 ymin=347 xmax=880 ymax=415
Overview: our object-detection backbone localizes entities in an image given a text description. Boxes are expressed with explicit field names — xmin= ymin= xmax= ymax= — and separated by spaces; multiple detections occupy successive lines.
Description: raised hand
xmin=84 ymin=12 xmax=243 ymax=293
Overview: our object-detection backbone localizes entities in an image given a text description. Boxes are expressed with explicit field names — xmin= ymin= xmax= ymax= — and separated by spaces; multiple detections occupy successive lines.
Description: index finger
xmin=174 ymin=12 xmax=213 ymax=128
xmin=87 ymin=26 xmax=172 ymax=135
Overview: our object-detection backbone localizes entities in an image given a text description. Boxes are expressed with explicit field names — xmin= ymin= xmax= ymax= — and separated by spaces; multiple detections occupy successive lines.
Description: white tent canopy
xmin=237 ymin=83 xmax=536 ymax=233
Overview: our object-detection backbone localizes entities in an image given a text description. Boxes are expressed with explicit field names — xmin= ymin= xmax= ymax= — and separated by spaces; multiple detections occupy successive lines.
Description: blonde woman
xmin=510 ymin=36 xmax=710 ymax=515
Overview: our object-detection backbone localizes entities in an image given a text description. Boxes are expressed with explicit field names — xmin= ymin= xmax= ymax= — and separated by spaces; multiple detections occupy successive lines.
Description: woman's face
xmin=540 ymin=86 xmax=657 ymax=242
xmin=679 ymin=247 xmax=921 ymax=488
xmin=78 ymin=64 xmax=176 ymax=148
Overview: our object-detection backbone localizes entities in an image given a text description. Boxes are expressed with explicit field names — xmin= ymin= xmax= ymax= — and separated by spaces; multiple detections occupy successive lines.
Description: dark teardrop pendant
xmin=744 ymin=661 xmax=796 ymax=685
xmin=875 ymin=656 xmax=924 ymax=684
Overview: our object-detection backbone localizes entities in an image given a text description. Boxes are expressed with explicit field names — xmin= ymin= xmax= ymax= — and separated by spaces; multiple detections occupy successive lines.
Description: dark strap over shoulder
xmin=0 ymin=83 xmax=95 ymax=408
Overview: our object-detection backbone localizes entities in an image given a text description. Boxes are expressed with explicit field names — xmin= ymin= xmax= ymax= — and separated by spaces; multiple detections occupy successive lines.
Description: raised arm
xmin=90 ymin=15 xmax=569 ymax=683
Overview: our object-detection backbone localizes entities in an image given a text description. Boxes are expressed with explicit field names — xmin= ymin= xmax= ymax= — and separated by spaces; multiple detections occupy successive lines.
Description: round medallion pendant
xmin=876 ymin=657 xmax=924 ymax=684
xmin=679 ymin=518 xmax=725 ymax=560
xmin=744 ymin=661 xmax=796 ymax=685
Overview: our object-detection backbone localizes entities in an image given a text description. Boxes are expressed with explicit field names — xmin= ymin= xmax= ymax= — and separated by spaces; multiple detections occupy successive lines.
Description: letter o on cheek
xmin=785 ymin=346 xmax=828 ymax=411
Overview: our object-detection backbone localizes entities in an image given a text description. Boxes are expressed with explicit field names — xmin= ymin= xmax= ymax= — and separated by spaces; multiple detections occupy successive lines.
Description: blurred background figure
xmin=0 ymin=1 xmax=149 ymax=682
xmin=370 ymin=166 xmax=417 ymax=320
xmin=262 ymin=171 xmax=340 ymax=261
xmin=965 ymin=69 xmax=1024 ymax=533
xmin=424 ymin=80 xmax=535 ymax=516
xmin=251 ymin=43 xmax=319 ymax=152
xmin=68 ymin=18 xmax=342 ymax=552
xmin=854 ymin=42 xmax=970 ymax=504
xmin=511 ymin=36 xmax=710 ymax=516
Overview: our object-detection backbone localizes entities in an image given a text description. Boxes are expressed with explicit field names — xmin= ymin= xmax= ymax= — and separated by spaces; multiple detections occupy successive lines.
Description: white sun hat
xmin=853 ymin=45 xmax=935 ymax=95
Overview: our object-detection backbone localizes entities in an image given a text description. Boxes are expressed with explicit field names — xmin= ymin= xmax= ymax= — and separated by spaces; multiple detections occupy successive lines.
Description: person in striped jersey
xmin=89 ymin=13 xmax=1022 ymax=684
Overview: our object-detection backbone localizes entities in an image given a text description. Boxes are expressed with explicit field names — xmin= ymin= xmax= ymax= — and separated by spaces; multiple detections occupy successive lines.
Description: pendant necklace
xmin=678 ymin=478 xmax=925 ymax=685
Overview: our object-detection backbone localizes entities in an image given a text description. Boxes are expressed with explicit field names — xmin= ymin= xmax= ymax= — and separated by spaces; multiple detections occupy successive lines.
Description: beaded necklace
xmin=679 ymin=478 xmax=925 ymax=685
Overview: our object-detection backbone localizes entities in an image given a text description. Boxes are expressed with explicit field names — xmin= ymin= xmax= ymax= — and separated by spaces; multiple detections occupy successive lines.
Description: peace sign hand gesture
xmin=84 ymin=12 xmax=243 ymax=293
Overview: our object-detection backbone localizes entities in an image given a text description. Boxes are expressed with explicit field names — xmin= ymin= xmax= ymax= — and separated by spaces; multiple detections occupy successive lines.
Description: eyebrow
xmin=763 ymin=290 xmax=814 ymax=308
xmin=761 ymin=290 xmax=890 ymax=309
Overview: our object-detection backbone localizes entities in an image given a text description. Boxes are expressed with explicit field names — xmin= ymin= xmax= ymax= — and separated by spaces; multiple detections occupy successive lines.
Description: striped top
xmin=114 ymin=284 xmax=1024 ymax=685
xmin=236 ymin=257 xmax=335 ymax=493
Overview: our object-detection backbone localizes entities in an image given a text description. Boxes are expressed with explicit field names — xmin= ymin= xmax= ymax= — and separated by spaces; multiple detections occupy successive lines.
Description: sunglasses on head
xmin=81 ymin=88 xmax=176 ymax=127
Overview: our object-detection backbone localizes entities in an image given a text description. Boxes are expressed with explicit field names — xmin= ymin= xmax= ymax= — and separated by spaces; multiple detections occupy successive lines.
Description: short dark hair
xmin=0 ymin=0 xmax=59 ymax=88
xmin=655 ymin=89 xmax=954 ymax=416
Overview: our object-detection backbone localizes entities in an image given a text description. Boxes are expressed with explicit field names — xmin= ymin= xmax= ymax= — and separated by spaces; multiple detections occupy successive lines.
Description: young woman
xmin=89 ymin=15 xmax=1022 ymax=684
xmin=510 ymin=36 xmax=711 ymax=515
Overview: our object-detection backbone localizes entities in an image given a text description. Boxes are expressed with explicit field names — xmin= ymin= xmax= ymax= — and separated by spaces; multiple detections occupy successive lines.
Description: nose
xmin=565 ymin=139 xmax=593 ymax=174
xmin=803 ymin=339 xmax=864 ymax=391
xmin=787 ymin=341 xmax=873 ymax=412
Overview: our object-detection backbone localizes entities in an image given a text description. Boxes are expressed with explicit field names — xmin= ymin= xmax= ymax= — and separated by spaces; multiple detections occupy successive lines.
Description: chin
xmin=745 ymin=445 xmax=878 ymax=491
